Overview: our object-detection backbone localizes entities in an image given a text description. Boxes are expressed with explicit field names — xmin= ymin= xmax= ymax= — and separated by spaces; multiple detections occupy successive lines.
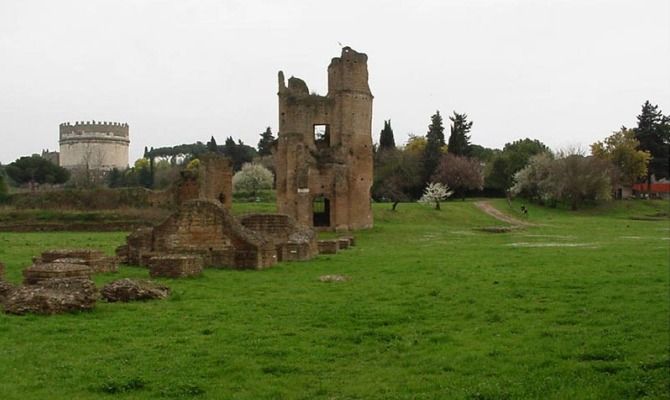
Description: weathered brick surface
xmin=276 ymin=47 xmax=373 ymax=231
xmin=4 ymin=277 xmax=97 ymax=315
xmin=115 ymin=244 xmax=129 ymax=263
xmin=122 ymin=202 xmax=325 ymax=270
xmin=126 ymin=227 xmax=153 ymax=265
xmin=139 ymin=251 xmax=161 ymax=268
xmin=337 ymin=238 xmax=350 ymax=250
xmin=239 ymin=213 xmax=318 ymax=262
xmin=39 ymin=249 xmax=104 ymax=263
xmin=149 ymin=255 xmax=203 ymax=278
xmin=173 ymin=154 xmax=233 ymax=209
xmin=150 ymin=200 xmax=277 ymax=269
xmin=341 ymin=235 xmax=356 ymax=247
xmin=317 ymin=239 xmax=340 ymax=254
xmin=0 ymin=280 xmax=16 ymax=304
xmin=37 ymin=249 xmax=118 ymax=273
xmin=23 ymin=262 xmax=92 ymax=285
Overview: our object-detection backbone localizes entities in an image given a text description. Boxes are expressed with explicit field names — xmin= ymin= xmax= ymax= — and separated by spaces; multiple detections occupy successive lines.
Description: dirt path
xmin=474 ymin=201 xmax=535 ymax=227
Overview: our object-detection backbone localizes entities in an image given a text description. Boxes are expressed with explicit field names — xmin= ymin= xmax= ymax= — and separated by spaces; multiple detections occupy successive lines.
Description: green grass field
xmin=0 ymin=200 xmax=668 ymax=399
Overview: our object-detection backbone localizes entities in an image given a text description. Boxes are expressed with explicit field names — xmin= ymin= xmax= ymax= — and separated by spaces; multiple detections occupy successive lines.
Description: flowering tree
xmin=432 ymin=153 xmax=484 ymax=200
xmin=232 ymin=162 xmax=273 ymax=197
xmin=418 ymin=182 xmax=454 ymax=210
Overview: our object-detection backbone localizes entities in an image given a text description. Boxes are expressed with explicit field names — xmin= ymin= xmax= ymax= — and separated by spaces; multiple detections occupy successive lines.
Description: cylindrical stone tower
xmin=58 ymin=121 xmax=130 ymax=170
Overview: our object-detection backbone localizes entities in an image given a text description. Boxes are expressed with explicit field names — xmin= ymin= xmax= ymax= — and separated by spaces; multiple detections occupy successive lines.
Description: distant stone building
xmin=275 ymin=47 xmax=374 ymax=231
xmin=40 ymin=149 xmax=60 ymax=165
xmin=59 ymin=121 xmax=130 ymax=170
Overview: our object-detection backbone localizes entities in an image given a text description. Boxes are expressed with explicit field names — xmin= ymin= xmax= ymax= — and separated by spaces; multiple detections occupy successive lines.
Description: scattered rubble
xmin=0 ymin=281 xmax=16 ymax=304
xmin=101 ymin=278 xmax=170 ymax=302
xmin=319 ymin=274 xmax=351 ymax=283
xmin=4 ymin=277 xmax=97 ymax=315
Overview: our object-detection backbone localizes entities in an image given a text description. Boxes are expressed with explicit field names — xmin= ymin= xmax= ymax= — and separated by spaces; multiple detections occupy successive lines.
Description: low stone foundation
xmin=239 ymin=213 xmax=318 ymax=262
xmin=23 ymin=262 xmax=92 ymax=285
xmin=4 ymin=277 xmax=98 ymax=315
xmin=337 ymin=238 xmax=350 ymax=250
xmin=149 ymin=255 xmax=203 ymax=278
xmin=35 ymin=249 xmax=118 ymax=273
xmin=139 ymin=251 xmax=161 ymax=268
xmin=317 ymin=239 xmax=340 ymax=254
xmin=279 ymin=242 xmax=315 ymax=261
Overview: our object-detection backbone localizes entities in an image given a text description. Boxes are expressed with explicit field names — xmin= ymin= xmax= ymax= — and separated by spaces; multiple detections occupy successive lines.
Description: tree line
xmin=0 ymin=101 xmax=666 ymax=211
xmin=374 ymin=100 xmax=669 ymax=210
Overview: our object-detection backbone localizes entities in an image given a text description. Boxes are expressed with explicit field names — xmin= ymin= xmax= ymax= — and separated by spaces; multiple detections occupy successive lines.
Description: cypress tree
xmin=257 ymin=127 xmax=276 ymax=156
xmin=379 ymin=120 xmax=396 ymax=151
xmin=447 ymin=111 xmax=473 ymax=156
xmin=207 ymin=136 xmax=218 ymax=153
xmin=423 ymin=111 xmax=446 ymax=183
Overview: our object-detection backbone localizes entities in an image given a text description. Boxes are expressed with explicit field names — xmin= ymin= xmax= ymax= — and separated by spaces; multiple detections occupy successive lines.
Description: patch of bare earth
xmin=474 ymin=201 xmax=536 ymax=227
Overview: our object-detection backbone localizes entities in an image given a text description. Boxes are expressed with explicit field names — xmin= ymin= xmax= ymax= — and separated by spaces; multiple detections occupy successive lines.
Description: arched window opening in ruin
xmin=314 ymin=124 xmax=330 ymax=148
xmin=313 ymin=196 xmax=331 ymax=227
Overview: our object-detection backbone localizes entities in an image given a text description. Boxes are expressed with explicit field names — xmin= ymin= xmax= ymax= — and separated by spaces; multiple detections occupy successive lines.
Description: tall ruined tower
xmin=276 ymin=47 xmax=373 ymax=231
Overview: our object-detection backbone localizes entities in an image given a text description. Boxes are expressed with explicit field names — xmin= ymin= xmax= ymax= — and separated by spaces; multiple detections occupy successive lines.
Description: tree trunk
xmin=435 ymin=201 xmax=440 ymax=210
xmin=392 ymin=201 xmax=399 ymax=211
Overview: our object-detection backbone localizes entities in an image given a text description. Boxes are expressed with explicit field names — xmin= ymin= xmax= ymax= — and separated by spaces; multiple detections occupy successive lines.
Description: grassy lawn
xmin=0 ymin=200 xmax=668 ymax=399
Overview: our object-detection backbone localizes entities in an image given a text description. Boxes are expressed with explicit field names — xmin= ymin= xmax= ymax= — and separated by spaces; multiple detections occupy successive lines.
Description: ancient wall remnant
xmin=173 ymin=153 xmax=233 ymax=209
xmin=34 ymin=248 xmax=119 ymax=273
xmin=120 ymin=200 xmax=321 ymax=270
xmin=275 ymin=47 xmax=374 ymax=231
xmin=123 ymin=200 xmax=278 ymax=270
xmin=59 ymin=121 xmax=130 ymax=170
xmin=149 ymin=255 xmax=203 ymax=278
xmin=238 ymin=213 xmax=318 ymax=262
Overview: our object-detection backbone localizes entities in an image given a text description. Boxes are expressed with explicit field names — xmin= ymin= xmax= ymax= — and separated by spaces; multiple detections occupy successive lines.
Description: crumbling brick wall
xmin=126 ymin=200 xmax=276 ymax=270
xmin=275 ymin=47 xmax=373 ymax=231
xmin=172 ymin=154 xmax=233 ymax=209
xmin=238 ymin=214 xmax=318 ymax=261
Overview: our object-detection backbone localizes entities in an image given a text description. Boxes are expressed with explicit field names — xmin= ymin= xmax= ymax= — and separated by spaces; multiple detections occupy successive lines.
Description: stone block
xmin=149 ymin=255 xmax=203 ymax=278
xmin=39 ymin=248 xmax=104 ymax=263
xmin=341 ymin=235 xmax=356 ymax=247
xmin=38 ymin=249 xmax=118 ymax=273
xmin=317 ymin=239 xmax=340 ymax=254
xmin=23 ymin=262 xmax=92 ymax=285
xmin=337 ymin=238 xmax=350 ymax=250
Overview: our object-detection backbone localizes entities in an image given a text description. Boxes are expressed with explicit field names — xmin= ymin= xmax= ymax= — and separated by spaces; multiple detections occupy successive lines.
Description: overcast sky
xmin=0 ymin=0 xmax=668 ymax=164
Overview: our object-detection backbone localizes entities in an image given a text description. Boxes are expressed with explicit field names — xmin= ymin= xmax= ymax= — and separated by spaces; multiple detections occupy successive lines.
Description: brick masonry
xmin=149 ymin=255 xmax=203 ymax=278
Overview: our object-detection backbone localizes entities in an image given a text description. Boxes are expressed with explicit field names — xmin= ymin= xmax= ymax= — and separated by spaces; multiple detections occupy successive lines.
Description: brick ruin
xmin=238 ymin=214 xmax=318 ymax=262
xmin=119 ymin=199 xmax=319 ymax=270
xmin=171 ymin=153 xmax=233 ymax=209
xmin=275 ymin=47 xmax=374 ymax=231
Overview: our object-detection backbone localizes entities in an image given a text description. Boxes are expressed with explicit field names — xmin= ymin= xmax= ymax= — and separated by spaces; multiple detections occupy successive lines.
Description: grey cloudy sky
xmin=1 ymin=0 xmax=668 ymax=164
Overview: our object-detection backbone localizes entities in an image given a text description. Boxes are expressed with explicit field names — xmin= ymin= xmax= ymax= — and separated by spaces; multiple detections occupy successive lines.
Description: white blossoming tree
xmin=232 ymin=162 xmax=274 ymax=197
xmin=418 ymin=182 xmax=454 ymax=210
